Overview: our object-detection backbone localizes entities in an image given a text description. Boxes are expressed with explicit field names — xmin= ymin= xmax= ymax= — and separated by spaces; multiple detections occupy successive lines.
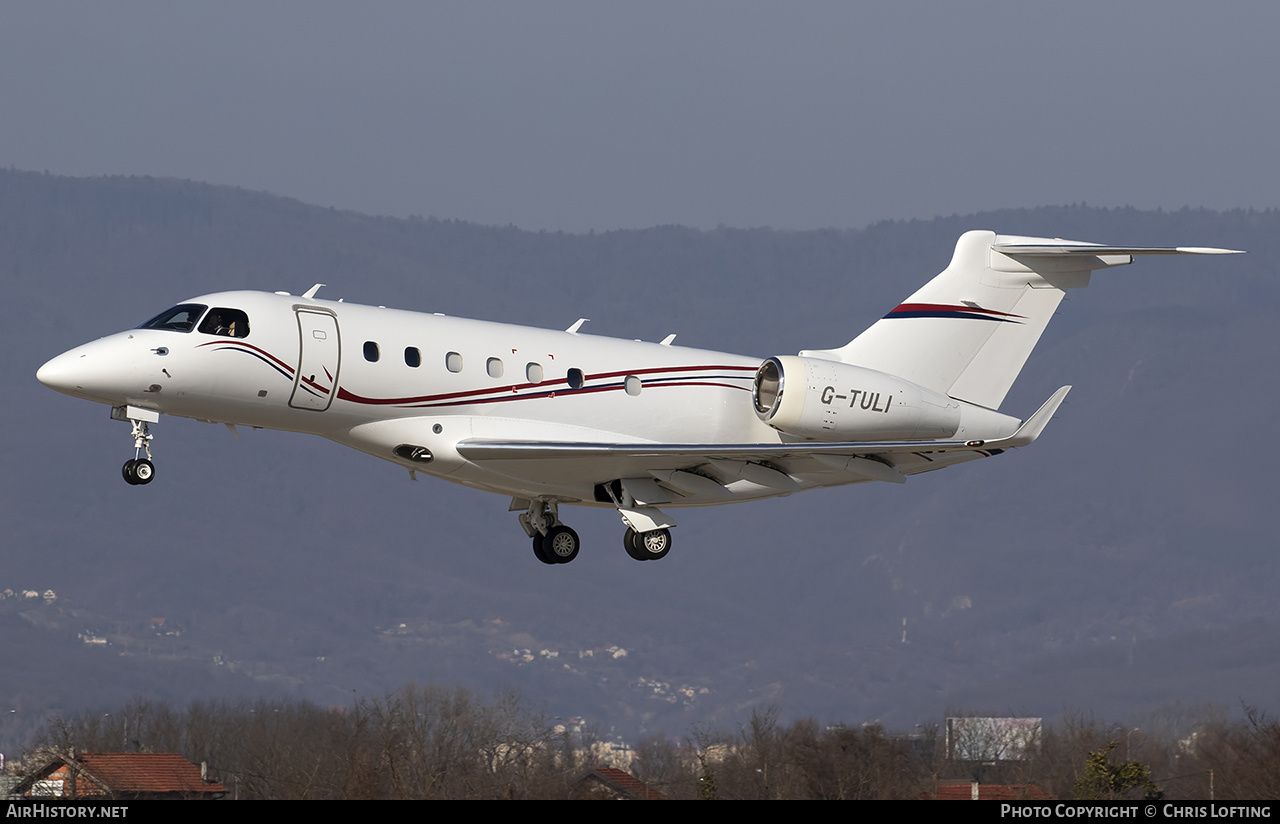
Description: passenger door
xmin=290 ymin=309 xmax=341 ymax=411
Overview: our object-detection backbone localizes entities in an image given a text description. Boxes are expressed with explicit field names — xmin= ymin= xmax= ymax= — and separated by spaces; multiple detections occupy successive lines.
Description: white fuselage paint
xmin=38 ymin=290 xmax=793 ymax=504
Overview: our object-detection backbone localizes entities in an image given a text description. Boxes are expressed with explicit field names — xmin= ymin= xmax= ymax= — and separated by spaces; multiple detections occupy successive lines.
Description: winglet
xmin=988 ymin=386 xmax=1071 ymax=449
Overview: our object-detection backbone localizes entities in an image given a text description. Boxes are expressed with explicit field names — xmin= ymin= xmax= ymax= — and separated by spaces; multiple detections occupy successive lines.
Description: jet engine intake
xmin=751 ymin=356 xmax=961 ymax=442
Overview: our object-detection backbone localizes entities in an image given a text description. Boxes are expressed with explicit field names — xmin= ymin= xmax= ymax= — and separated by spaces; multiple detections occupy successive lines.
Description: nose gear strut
xmin=113 ymin=405 xmax=158 ymax=486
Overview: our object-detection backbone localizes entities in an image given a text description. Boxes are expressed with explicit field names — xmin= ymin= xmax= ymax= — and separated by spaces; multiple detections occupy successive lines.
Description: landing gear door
xmin=290 ymin=309 xmax=341 ymax=411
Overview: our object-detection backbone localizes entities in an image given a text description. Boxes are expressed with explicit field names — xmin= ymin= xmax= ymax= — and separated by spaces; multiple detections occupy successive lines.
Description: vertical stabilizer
xmin=806 ymin=231 xmax=1237 ymax=410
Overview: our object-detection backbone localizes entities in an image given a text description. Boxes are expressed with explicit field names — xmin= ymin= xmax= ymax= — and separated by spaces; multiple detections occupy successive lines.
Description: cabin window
xmin=445 ymin=352 xmax=463 ymax=373
xmin=405 ymin=347 xmax=421 ymax=368
xmin=487 ymin=357 xmax=504 ymax=378
xmin=138 ymin=304 xmax=207 ymax=333
xmin=526 ymin=362 xmax=543 ymax=384
xmin=364 ymin=341 xmax=380 ymax=362
xmin=567 ymin=368 xmax=585 ymax=390
xmin=625 ymin=375 xmax=642 ymax=396
xmin=198 ymin=307 xmax=251 ymax=339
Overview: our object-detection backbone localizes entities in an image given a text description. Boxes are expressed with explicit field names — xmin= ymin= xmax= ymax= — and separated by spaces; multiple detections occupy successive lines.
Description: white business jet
xmin=37 ymin=231 xmax=1239 ymax=564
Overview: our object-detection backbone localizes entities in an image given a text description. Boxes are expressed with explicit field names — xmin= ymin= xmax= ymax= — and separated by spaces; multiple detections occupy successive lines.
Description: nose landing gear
xmin=113 ymin=406 xmax=158 ymax=486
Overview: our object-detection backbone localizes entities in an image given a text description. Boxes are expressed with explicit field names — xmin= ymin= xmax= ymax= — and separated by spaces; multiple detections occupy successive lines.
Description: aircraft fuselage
xmin=38 ymin=289 xmax=786 ymax=503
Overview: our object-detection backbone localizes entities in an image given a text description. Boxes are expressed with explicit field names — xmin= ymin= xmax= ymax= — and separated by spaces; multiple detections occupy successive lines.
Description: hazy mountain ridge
xmin=2 ymin=169 xmax=1275 ymax=750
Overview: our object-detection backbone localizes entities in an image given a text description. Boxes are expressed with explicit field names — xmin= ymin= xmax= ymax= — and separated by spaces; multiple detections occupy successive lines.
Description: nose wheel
xmin=122 ymin=458 xmax=156 ymax=485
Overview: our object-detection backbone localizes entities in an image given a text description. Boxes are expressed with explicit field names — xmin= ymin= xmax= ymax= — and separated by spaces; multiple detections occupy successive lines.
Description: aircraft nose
xmin=37 ymin=335 xmax=143 ymax=404
xmin=37 ymin=349 xmax=88 ymax=395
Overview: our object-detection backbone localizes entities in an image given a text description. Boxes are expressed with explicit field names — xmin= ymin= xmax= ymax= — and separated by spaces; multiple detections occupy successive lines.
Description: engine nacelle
xmin=751 ymin=356 xmax=961 ymax=442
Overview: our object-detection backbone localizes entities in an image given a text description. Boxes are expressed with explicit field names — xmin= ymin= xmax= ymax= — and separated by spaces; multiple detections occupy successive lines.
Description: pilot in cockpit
xmin=197 ymin=308 xmax=249 ymax=338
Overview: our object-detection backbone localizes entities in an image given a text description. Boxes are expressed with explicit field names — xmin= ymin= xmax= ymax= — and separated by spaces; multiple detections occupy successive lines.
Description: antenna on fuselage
xmin=302 ymin=284 xmax=325 ymax=299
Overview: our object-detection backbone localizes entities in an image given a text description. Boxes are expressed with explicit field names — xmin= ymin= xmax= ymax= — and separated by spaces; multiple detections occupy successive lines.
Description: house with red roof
xmin=13 ymin=752 xmax=228 ymax=800
xmin=574 ymin=766 xmax=669 ymax=800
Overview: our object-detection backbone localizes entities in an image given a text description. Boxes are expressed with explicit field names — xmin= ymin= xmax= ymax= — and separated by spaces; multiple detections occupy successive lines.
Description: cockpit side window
xmin=198 ymin=307 xmax=251 ymax=339
xmin=138 ymin=304 xmax=208 ymax=333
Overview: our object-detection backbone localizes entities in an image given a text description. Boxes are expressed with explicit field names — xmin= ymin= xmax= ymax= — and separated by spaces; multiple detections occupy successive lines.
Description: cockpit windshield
xmin=138 ymin=304 xmax=208 ymax=332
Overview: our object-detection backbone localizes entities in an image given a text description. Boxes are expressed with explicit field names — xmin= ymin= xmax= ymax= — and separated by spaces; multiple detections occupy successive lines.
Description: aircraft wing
xmin=457 ymin=387 xmax=1071 ymax=463
xmin=462 ymin=437 xmax=989 ymax=462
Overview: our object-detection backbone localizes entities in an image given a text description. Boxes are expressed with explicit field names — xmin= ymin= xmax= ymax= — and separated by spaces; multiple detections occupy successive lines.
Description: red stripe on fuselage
xmin=196 ymin=340 xmax=296 ymax=373
xmin=336 ymin=363 xmax=756 ymax=407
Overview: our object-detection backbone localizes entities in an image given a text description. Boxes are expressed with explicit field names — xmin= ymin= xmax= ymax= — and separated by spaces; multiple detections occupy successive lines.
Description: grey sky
xmin=3 ymin=1 xmax=1276 ymax=231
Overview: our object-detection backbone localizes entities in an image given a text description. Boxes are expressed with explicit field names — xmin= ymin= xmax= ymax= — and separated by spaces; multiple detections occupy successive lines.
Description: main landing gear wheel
xmin=533 ymin=525 xmax=580 ymax=565
xmin=624 ymin=527 xmax=671 ymax=561
xmin=532 ymin=534 xmax=553 ymax=564
xmin=122 ymin=458 xmax=155 ymax=486
xmin=544 ymin=525 xmax=581 ymax=564
xmin=520 ymin=500 xmax=581 ymax=565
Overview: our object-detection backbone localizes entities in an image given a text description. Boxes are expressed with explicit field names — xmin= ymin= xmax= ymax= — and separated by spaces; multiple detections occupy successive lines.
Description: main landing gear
xmin=520 ymin=501 xmax=581 ymax=565
xmin=516 ymin=500 xmax=675 ymax=564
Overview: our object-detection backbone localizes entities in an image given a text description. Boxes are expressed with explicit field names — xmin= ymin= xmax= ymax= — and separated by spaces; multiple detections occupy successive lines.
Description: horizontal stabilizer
xmin=992 ymin=243 xmax=1243 ymax=256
